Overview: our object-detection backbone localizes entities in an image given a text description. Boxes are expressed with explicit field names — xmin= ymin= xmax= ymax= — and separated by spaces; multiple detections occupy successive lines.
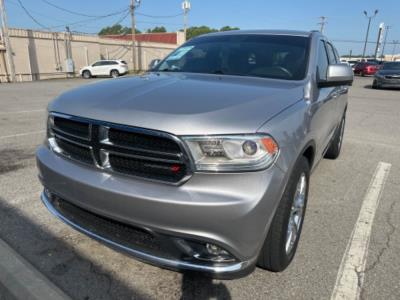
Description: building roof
xmin=103 ymin=32 xmax=178 ymax=44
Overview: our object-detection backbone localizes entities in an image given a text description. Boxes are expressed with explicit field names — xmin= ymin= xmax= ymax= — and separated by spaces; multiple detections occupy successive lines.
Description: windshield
xmin=155 ymin=34 xmax=310 ymax=80
xmin=382 ymin=62 xmax=400 ymax=70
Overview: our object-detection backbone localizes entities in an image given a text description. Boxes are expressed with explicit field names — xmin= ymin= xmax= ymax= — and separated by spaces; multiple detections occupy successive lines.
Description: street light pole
xmin=362 ymin=9 xmax=378 ymax=60
xmin=182 ymin=1 xmax=191 ymax=42
xmin=381 ymin=25 xmax=391 ymax=61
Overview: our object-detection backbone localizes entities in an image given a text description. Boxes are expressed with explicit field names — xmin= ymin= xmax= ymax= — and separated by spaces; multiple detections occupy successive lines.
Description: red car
xmin=353 ymin=62 xmax=379 ymax=76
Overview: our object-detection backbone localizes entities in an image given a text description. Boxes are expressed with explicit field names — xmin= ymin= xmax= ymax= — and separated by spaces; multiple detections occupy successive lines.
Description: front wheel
xmin=257 ymin=156 xmax=310 ymax=272
xmin=82 ymin=70 xmax=91 ymax=79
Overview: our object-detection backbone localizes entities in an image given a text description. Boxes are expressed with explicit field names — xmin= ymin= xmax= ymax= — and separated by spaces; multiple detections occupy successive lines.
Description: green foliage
xmin=219 ymin=26 xmax=240 ymax=32
xmin=147 ymin=26 xmax=167 ymax=33
xmin=186 ymin=25 xmax=240 ymax=40
xmin=98 ymin=24 xmax=141 ymax=36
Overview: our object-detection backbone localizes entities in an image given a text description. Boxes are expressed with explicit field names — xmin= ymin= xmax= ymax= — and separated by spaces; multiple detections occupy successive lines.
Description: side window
xmin=317 ymin=41 xmax=329 ymax=81
xmin=109 ymin=61 xmax=118 ymax=65
xmin=326 ymin=42 xmax=337 ymax=64
xmin=92 ymin=61 xmax=102 ymax=67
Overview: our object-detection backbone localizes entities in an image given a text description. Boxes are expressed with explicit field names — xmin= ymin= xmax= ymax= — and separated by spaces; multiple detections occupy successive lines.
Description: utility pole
xmin=182 ymin=1 xmax=191 ymax=41
xmin=374 ymin=23 xmax=384 ymax=59
xmin=318 ymin=16 xmax=327 ymax=33
xmin=381 ymin=25 xmax=391 ymax=61
xmin=130 ymin=0 xmax=140 ymax=72
xmin=392 ymin=40 xmax=399 ymax=61
xmin=0 ymin=0 xmax=16 ymax=82
xmin=362 ymin=9 xmax=378 ymax=59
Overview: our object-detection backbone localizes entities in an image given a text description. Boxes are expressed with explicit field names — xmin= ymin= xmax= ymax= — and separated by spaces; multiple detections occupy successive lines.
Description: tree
xmin=147 ymin=26 xmax=167 ymax=33
xmin=186 ymin=26 xmax=218 ymax=40
xmin=219 ymin=26 xmax=240 ymax=32
xmin=185 ymin=25 xmax=240 ymax=40
xmin=98 ymin=24 xmax=141 ymax=36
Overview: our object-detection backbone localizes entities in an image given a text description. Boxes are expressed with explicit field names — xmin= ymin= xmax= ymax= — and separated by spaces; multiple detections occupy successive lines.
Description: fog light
xmin=206 ymin=243 xmax=229 ymax=256
xmin=174 ymin=239 xmax=235 ymax=263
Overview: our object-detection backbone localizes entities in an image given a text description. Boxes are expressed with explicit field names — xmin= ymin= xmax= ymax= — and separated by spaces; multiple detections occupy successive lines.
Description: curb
xmin=0 ymin=239 xmax=71 ymax=300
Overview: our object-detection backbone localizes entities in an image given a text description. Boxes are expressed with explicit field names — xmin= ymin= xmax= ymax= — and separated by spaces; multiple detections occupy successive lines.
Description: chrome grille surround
xmin=48 ymin=112 xmax=193 ymax=185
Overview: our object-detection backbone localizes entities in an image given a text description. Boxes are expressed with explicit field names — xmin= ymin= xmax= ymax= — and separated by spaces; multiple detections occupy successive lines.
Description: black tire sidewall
xmin=111 ymin=70 xmax=119 ymax=78
xmin=325 ymin=114 xmax=346 ymax=159
xmin=83 ymin=71 xmax=91 ymax=79
xmin=258 ymin=156 xmax=310 ymax=271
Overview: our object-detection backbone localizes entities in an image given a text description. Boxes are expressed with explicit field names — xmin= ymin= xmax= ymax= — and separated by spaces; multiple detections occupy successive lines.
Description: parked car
xmin=347 ymin=60 xmax=360 ymax=69
xmin=373 ymin=61 xmax=400 ymax=89
xmin=353 ymin=62 xmax=379 ymax=76
xmin=36 ymin=30 xmax=353 ymax=278
xmin=79 ymin=60 xmax=128 ymax=79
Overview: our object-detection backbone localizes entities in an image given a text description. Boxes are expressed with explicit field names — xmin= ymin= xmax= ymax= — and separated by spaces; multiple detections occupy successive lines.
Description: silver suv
xmin=36 ymin=30 xmax=353 ymax=279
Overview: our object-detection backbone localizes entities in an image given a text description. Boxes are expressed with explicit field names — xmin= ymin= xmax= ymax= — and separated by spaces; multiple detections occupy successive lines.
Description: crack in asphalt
xmin=359 ymin=200 xmax=397 ymax=300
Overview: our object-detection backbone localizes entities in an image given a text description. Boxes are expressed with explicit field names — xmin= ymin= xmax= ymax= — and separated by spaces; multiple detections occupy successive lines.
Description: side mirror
xmin=318 ymin=64 xmax=354 ymax=87
xmin=148 ymin=59 xmax=161 ymax=70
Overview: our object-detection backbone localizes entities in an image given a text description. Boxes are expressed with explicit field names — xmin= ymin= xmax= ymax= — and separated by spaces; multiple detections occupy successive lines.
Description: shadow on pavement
xmin=0 ymin=197 xmax=153 ymax=300
xmin=0 ymin=196 xmax=232 ymax=299
xmin=180 ymin=273 xmax=231 ymax=300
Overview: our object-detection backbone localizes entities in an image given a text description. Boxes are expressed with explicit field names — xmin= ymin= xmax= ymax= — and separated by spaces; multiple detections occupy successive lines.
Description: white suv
xmin=80 ymin=60 xmax=129 ymax=79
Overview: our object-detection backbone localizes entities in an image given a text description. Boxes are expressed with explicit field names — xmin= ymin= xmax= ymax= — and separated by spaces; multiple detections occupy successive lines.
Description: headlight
xmin=182 ymin=134 xmax=279 ymax=172
xmin=375 ymin=73 xmax=383 ymax=78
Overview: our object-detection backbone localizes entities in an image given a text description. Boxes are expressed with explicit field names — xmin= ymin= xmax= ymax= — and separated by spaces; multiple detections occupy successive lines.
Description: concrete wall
xmin=0 ymin=28 xmax=182 ymax=82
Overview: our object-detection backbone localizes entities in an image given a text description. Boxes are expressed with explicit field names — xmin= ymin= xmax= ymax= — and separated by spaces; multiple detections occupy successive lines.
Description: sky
xmin=4 ymin=0 xmax=400 ymax=56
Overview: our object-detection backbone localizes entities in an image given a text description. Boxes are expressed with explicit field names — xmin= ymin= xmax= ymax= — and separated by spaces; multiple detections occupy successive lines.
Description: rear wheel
xmin=325 ymin=114 xmax=345 ymax=159
xmin=257 ymin=156 xmax=310 ymax=272
xmin=82 ymin=70 xmax=91 ymax=79
xmin=110 ymin=70 xmax=119 ymax=78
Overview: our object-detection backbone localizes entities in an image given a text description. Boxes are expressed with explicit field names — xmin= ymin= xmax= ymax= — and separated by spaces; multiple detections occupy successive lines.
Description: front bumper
xmin=374 ymin=77 xmax=400 ymax=88
xmin=36 ymin=145 xmax=286 ymax=278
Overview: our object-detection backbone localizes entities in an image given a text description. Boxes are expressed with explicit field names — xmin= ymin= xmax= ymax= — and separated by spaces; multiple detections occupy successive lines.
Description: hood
xmin=49 ymin=73 xmax=304 ymax=135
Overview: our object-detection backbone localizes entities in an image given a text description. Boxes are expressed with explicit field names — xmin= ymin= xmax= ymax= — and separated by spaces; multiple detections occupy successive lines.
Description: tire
xmin=324 ymin=114 xmax=345 ymax=159
xmin=257 ymin=156 xmax=310 ymax=272
xmin=82 ymin=70 xmax=91 ymax=79
xmin=110 ymin=70 xmax=119 ymax=78
xmin=372 ymin=80 xmax=380 ymax=89
xmin=361 ymin=71 xmax=365 ymax=77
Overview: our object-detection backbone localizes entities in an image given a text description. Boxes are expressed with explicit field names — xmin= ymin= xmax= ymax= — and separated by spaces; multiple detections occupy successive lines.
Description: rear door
xmin=313 ymin=40 xmax=339 ymax=156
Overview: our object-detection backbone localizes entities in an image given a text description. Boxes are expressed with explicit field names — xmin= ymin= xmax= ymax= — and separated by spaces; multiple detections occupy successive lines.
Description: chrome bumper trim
xmin=41 ymin=191 xmax=251 ymax=276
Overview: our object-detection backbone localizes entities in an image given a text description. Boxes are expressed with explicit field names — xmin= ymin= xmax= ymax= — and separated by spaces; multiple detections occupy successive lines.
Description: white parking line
xmin=0 ymin=109 xmax=45 ymax=115
xmin=331 ymin=162 xmax=392 ymax=300
xmin=0 ymin=130 xmax=45 ymax=140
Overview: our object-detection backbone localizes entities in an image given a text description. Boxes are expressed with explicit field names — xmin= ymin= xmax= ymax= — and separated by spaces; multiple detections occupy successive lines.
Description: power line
xmin=40 ymin=0 xmax=127 ymax=18
xmin=136 ymin=12 xmax=183 ymax=18
xmin=16 ymin=0 xmax=49 ymax=29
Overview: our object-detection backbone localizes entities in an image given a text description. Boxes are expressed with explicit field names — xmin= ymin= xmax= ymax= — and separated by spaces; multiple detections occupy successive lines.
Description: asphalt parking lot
xmin=0 ymin=76 xmax=399 ymax=300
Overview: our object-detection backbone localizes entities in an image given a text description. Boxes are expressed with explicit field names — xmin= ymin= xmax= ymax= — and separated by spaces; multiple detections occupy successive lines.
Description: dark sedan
xmin=373 ymin=62 xmax=400 ymax=89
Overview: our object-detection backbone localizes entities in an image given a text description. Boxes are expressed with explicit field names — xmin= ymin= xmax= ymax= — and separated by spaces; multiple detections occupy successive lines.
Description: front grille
xmin=108 ymin=128 xmax=180 ymax=154
xmin=55 ymin=137 xmax=93 ymax=165
xmin=53 ymin=116 xmax=90 ymax=139
xmin=49 ymin=113 xmax=191 ymax=184
xmin=52 ymin=196 xmax=167 ymax=254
